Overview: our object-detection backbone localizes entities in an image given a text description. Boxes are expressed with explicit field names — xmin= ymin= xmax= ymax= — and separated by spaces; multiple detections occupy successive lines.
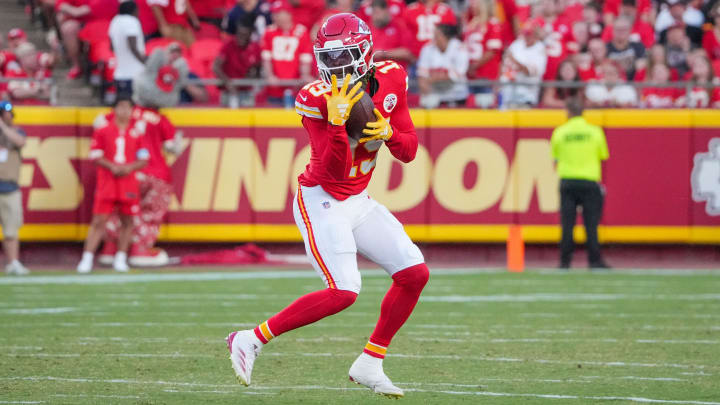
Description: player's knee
xmin=329 ymin=288 xmax=358 ymax=309
xmin=393 ymin=263 xmax=430 ymax=292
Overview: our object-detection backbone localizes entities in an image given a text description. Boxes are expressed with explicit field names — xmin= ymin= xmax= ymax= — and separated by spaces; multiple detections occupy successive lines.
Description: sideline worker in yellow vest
xmin=551 ymin=98 xmax=610 ymax=269
xmin=0 ymin=101 xmax=29 ymax=275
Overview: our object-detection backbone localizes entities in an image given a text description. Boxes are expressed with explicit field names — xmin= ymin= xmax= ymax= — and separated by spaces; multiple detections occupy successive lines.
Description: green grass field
xmin=1 ymin=268 xmax=720 ymax=404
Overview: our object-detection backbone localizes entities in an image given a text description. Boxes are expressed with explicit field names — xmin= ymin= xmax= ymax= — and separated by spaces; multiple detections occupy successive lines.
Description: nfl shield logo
xmin=322 ymin=201 xmax=331 ymax=209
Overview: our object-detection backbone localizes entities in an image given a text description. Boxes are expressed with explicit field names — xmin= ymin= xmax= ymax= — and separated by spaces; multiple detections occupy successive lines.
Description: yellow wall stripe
xmin=14 ymin=107 xmax=720 ymax=128
xmin=5 ymin=224 xmax=719 ymax=244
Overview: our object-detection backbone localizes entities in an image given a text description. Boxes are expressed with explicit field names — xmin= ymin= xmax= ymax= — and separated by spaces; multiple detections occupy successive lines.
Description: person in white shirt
xmin=417 ymin=24 xmax=470 ymax=108
xmin=500 ymin=21 xmax=547 ymax=108
xmin=109 ymin=1 xmax=147 ymax=98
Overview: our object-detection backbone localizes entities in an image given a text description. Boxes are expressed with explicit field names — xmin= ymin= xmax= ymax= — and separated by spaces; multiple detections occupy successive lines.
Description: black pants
xmin=559 ymin=179 xmax=605 ymax=266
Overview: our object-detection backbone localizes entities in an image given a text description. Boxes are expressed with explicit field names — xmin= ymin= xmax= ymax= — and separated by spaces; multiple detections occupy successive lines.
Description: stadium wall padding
xmin=10 ymin=107 xmax=720 ymax=244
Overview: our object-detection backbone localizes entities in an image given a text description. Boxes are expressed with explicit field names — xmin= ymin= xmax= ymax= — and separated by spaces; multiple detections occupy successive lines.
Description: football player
xmin=226 ymin=13 xmax=430 ymax=398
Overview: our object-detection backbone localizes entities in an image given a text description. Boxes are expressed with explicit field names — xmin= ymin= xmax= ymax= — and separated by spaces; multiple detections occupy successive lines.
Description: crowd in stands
xmin=1 ymin=0 xmax=720 ymax=108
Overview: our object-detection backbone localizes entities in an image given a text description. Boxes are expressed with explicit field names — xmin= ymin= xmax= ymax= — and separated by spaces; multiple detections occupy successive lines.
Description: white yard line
xmin=409 ymin=337 xmax=720 ymax=345
xmin=421 ymin=293 xmax=720 ymax=303
xmin=1 ymin=268 xmax=719 ymax=286
xmin=0 ymin=307 xmax=76 ymax=314
xmin=4 ymin=351 xmax=715 ymax=370
xmin=50 ymin=394 xmax=140 ymax=400
xmin=5 ymin=376 xmax=718 ymax=403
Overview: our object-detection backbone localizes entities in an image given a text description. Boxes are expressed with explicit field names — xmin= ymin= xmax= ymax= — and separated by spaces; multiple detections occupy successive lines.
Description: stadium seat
xmin=189 ymin=38 xmax=223 ymax=78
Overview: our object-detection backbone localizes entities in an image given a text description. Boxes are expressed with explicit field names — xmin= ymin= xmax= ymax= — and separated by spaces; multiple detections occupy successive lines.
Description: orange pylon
xmin=507 ymin=225 xmax=525 ymax=272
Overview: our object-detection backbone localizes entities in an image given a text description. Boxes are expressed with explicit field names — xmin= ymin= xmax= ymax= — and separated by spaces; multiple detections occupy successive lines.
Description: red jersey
xmin=678 ymin=87 xmax=720 ymax=108
xmin=369 ymin=19 xmax=414 ymax=69
xmin=147 ymin=0 xmax=190 ymax=27
xmin=291 ymin=0 xmax=325 ymax=31
xmin=703 ymin=30 xmax=720 ymax=61
xmin=55 ymin=0 xmax=91 ymax=23
xmin=0 ymin=51 xmax=17 ymax=75
xmin=89 ymin=119 xmax=149 ymax=202
xmin=356 ymin=0 xmax=406 ymax=23
xmin=98 ymin=107 xmax=176 ymax=182
xmin=219 ymin=38 xmax=262 ymax=80
xmin=463 ymin=17 xmax=504 ymax=79
xmin=402 ymin=2 xmax=457 ymax=57
xmin=496 ymin=0 xmax=518 ymax=44
xmin=536 ymin=16 xmax=574 ymax=80
xmin=642 ymin=87 xmax=681 ymax=108
xmin=294 ymin=60 xmax=418 ymax=200
xmin=261 ymin=23 xmax=312 ymax=97
xmin=603 ymin=0 xmax=651 ymax=19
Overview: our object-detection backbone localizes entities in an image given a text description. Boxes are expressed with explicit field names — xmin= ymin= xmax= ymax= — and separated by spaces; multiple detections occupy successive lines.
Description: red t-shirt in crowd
xmin=290 ymin=0 xmax=325 ymax=32
xmin=369 ymin=19 xmax=414 ymax=69
xmin=603 ymin=0 xmax=651 ymax=18
xmin=356 ymin=0 xmax=406 ymax=23
xmin=55 ymin=0 xmax=91 ymax=23
xmin=464 ymin=17 xmax=504 ymax=79
xmin=536 ymin=16 xmax=575 ymax=80
xmin=642 ymin=87 xmax=681 ymax=108
xmin=190 ymin=0 xmax=225 ymax=19
xmin=402 ymin=2 xmax=457 ymax=57
xmin=703 ymin=30 xmax=720 ymax=61
xmin=219 ymin=39 xmax=261 ymax=80
xmin=261 ymin=23 xmax=312 ymax=98
xmin=147 ymin=0 xmax=190 ymax=27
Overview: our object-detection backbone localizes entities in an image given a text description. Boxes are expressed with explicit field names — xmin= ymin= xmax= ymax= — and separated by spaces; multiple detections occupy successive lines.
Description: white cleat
xmin=76 ymin=259 xmax=93 ymax=274
xmin=227 ymin=330 xmax=263 ymax=386
xmin=349 ymin=353 xmax=404 ymax=398
xmin=5 ymin=261 xmax=30 ymax=276
xmin=113 ymin=259 xmax=129 ymax=273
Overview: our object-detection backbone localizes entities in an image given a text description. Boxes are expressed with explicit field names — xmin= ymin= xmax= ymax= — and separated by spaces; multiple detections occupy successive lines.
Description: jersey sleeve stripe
xmin=295 ymin=101 xmax=321 ymax=112
xmin=295 ymin=104 xmax=324 ymax=119
xmin=296 ymin=186 xmax=337 ymax=289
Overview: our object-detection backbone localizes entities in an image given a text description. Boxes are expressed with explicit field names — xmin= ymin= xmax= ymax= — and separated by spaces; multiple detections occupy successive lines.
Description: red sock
xmin=364 ymin=263 xmax=430 ymax=359
xmin=254 ymin=288 xmax=357 ymax=343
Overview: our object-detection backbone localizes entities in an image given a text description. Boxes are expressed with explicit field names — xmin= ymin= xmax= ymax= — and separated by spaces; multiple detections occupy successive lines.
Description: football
xmin=345 ymin=91 xmax=375 ymax=141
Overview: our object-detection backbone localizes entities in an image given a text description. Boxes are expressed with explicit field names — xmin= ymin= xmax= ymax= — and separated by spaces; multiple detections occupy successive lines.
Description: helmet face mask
xmin=314 ymin=13 xmax=374 ymax=87
xmin=315 ymin=41 xmax=371 ymax=86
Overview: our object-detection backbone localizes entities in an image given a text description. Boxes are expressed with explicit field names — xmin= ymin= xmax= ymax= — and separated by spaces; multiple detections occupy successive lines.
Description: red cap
xmin=155 ymin=65 xmax=179 ymax=92
xmin=8 ymin=28 xmax=26 ymax=40
xmin=270 ymin=0 xmax=293 ymax=13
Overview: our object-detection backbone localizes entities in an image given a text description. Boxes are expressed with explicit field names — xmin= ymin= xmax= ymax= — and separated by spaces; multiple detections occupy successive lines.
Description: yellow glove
xmin=359 ymin=108 xmax=393 ymax=143
xmin=324 ymin=74 xmax=364 ymax=126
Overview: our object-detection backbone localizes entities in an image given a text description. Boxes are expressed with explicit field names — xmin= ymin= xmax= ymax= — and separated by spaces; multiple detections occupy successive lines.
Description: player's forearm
xmin=323 ymin=125 xmax=354 ymax=180
xmin=385 ymin=128 xmax=418 ymax=163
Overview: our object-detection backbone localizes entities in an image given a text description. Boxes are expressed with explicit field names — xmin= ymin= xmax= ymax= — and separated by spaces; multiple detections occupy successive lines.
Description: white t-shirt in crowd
xmin=109 ymin=14 xmax=146 ymax=80
xmin=417 ymin=37 xmax=470 ymax=103
xmin=501 ymin=38 xmax=547 ymax=106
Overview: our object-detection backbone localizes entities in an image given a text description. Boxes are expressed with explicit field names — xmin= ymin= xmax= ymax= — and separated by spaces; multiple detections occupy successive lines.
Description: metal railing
xmin=2 ymin=76 xmax=717 ymax=108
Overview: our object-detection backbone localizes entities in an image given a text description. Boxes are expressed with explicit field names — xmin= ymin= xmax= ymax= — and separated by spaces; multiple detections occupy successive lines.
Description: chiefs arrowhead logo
xmin=383 ymin=93 xmax=397 ymax=113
